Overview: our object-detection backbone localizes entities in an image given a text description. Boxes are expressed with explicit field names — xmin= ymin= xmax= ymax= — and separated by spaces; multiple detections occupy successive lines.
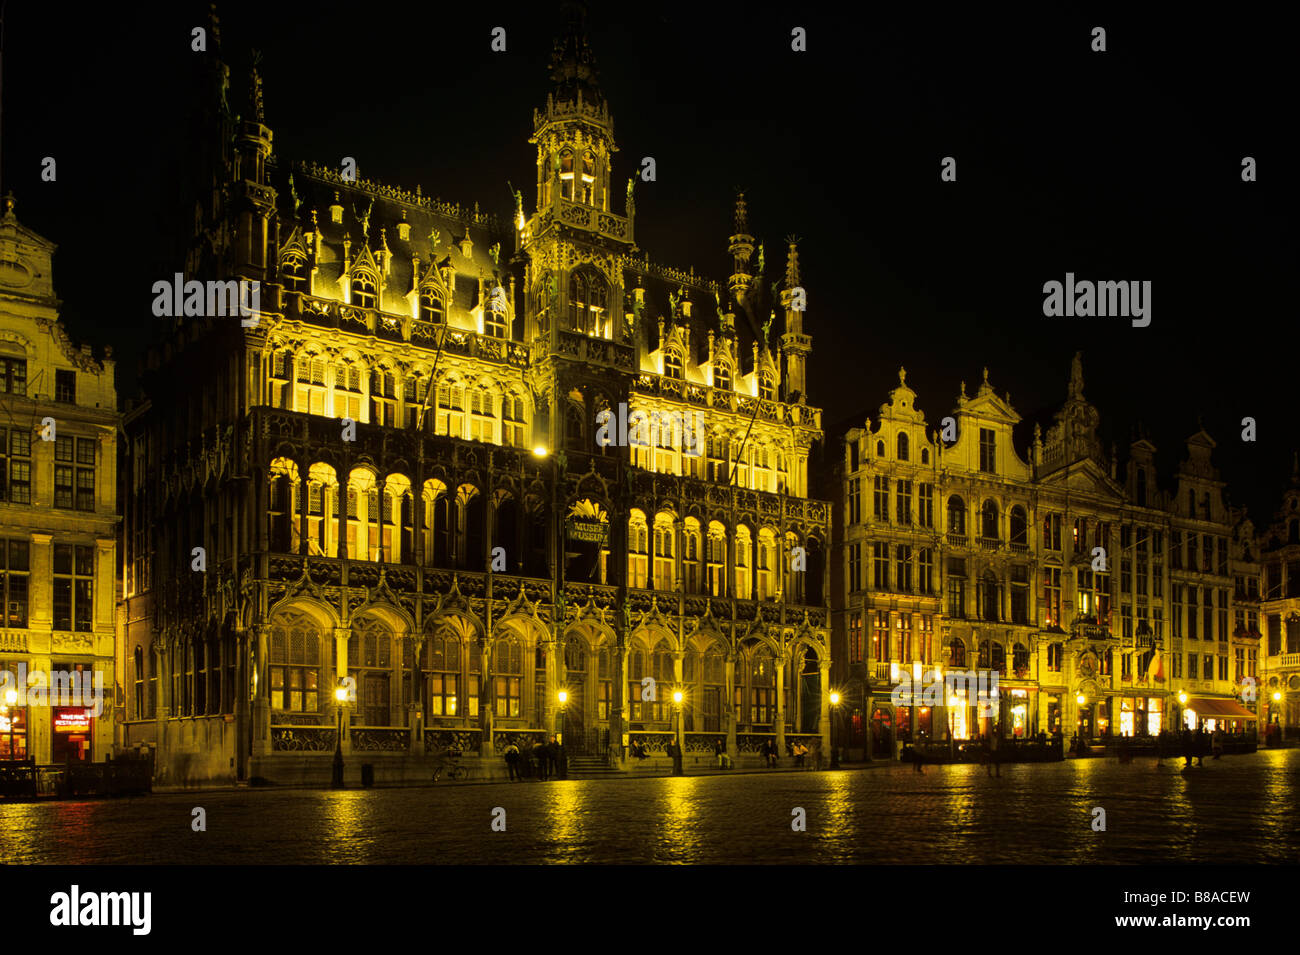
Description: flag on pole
xmin=1146 ymin=651 xmax=1164 ymax=684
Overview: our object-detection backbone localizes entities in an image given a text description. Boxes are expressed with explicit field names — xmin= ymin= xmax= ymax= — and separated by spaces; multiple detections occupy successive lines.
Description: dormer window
xmin=714 ymin=365 xmax=731 ymax=392
xmin=664 ymin=350 xmax=683 ymax=380
xmin=419 ymin=287 xmax=445 ymax=325
xmin=351 ymin=271 xmax=377 ymax=309
xmin=759 ymin=373 xmax=774 ymax=401
xmin=484 ymin=288 xmax=508 ymax=340
xmin=281 ymin=254 xmax=306 ymax=291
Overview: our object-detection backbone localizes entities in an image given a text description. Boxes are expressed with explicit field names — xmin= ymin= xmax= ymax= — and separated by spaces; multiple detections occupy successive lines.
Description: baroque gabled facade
xmin=118 ymin=11 xmax=830 ymax=786
xmin=832 ymin=354 xmax=1259 ymax=759
xmin=0 ymin=195 xmax=118 ymax=765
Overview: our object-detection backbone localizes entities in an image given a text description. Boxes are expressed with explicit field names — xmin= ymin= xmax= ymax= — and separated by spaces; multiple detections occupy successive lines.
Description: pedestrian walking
xmin=548 ymin=735 xmax=563 ymax=779
xmin=1196 ymin=726 xmax=1208 ymax=767
xmin=533 ymin=737 xmax=549 ymax=781
xmin=911 ymin=743 xmax=924 ymax=774
xmin=504 ymin=742 xmax=520 ymax=781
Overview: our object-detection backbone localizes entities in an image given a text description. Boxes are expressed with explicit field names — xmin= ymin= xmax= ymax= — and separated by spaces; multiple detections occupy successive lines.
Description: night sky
xmin=4 ymin=2 xmax=1293 ymax=522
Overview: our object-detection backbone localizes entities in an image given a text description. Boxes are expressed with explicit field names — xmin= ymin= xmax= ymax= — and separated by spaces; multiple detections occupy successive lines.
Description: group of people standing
xmin=501 ymin=735 xmax=567 ymax=781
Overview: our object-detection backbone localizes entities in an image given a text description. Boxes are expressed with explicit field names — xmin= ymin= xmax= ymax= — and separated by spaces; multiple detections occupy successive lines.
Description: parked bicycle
xmin=431 ymin=747 xmax=467 ymax=782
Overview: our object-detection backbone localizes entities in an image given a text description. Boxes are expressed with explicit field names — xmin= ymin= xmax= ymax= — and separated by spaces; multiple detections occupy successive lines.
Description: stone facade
xmin=831 ymin=355 xmax=1260 ymax=759
xmin=0 ymin=195 xmax=118 ymax=765
xmin=117 ymin=12 xmax=830 ymax=787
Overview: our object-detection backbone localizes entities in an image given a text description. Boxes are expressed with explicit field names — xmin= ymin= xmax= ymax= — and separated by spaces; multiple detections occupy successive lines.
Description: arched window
xmin=294 ymin=350 xmax=327 ymax=415
xmin=351 ymin=270 xmax=377 ymax=309
xmin=876 ymin=440 xmax=886 ymax=457
xmin=713 ymin=365 xmax=731 ymax=392
xmin=468 ymin=386 xmax=495 ymax=443
xmin=484 ymin=285 xmax=508 ymax=339
xmin=418 ymin=287 xmax=445 ymax=325
xmin=664 ymin=349 xmax=683 ymax=380
xmin=979 ymin=639 xmax=1006 ymax=675
xmin=734 ymin=525 xmax=753 ymax=600
xmin=981 ymin=500 xmax=999 ymax=541
xmin=269 ymin=610 xmax=322 ymax=714
xmin=493 ymin=637 xmax=523 ymax=718
xmin=502 ymin=393 xmax=526 ymax=447
xmin=683 ymin=518 xmax=702 ymax=593
xmin=281 ymin=254 xmax=306 ymax=291
xmin=559 ymin=149 xmax=575 ymax=201
xmin=652 ymin=512 xmax=676 ymax=590
xmin=1012 ymin=643 xmax=1030 ymax=675
xmin=132 ymin=646 xmax=145 ymax=719
xmin=436 ymin=379 xmax=465 ymax=437
xmin=333 ymin=359 xmax=364 ymax=420
xmin=370 ymin=366 xmax=397 ymax=427
xmin=1009 ymin=506 xmax=1028 ymax=546
xmin=568 ymin=267 xmax=607 ymax=336
xmin=628 ymin=510 xmax=649 ymax=588
xmin=349 ymin=617 xmax=393 ymax=726
xmin=943 ymin=638 xmax=966 ymax=669
xmin=420 ymin=629 xmax=460 ymax=716
xmin=980 ymin=571 xmax=1000 ymax=621
xmin=947 ymin=495 xmax=966 ymax=536
xmin=897 ymin=432 xmax=909 ymax=461
xmin=759 ymin=373 xmax=774 ymax=401
xmin=706 ymin=521 xmax=727 ymax=597
xmin=921 ymin=448 xmax=930 ymax=464
xmin=756 ymin=529 xmax=777 ymax=600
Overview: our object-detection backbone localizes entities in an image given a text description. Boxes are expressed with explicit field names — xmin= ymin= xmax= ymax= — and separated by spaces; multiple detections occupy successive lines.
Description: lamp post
xmin=829 ymin=691 xmax=840 ymax=769
xmin=672 ymin=690 xmax=684 ymax=776
xmin=557 ymin=689 xmax=567 ymax=746
xmin=1177 ymin=690 xmax=1189 ymax=734
xmin=332 ymin=683 xmax=348 ymax=789
xmin=1272 ymin=691 xmax=1283 ymax=744
xmin=3 ymin=688 xmax=16 ymax=761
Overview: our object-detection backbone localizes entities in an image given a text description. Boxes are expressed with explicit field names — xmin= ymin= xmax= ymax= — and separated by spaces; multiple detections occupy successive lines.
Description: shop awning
xmin=1185 ymin=697 xmax=1258 ymax=719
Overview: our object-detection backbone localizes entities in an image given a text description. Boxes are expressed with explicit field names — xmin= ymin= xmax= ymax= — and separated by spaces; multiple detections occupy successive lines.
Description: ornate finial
xmin=489 ymin=242 xmax=501 ymax=267
xmin=959 ymin=381 xmax=967 ymax=399
xmin=982 ymin=366 xmax=989 ymax=384
xmin=1034 ymin=423 xmax=1042 ymax=444
xmin=249 ymin=49 xmax=265 ymax=123
xmin=762 ymin=310 xmax=775 ymax=348
xmin=288 ymin=174 xmax=301 ymax=214
xmin=898 ymin=366 xmax=907 ymax=385
xmin=2 ymin=193 xmax=14 ymax=217
xmin=1069 ymin=351 xmax=1085 ymax=399
xmin=734 ymin=189 xmax=749 ymax=234
xmin=429 ymin=228 xmax=441 ymax=258
xmin=784 ymin=235 xmax=801 ymax=287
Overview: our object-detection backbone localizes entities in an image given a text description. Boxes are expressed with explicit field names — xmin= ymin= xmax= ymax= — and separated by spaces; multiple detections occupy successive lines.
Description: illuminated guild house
xmin=832 ymin=354 xmax=1256 ymax=759
xmin=0 ymin=195 xmax=118 ymax=765
xmin=1255 ymin=463 xmax=1300 ymax=737
xmin=118 ymin=13 xmax=830 ymax=786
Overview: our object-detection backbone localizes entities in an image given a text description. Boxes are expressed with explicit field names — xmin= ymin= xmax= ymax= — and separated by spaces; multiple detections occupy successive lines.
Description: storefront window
xmin=0 ymin=704 xmax=27 ymax=759
xmin=1146 ymin=697 xmax=1163 ymax=735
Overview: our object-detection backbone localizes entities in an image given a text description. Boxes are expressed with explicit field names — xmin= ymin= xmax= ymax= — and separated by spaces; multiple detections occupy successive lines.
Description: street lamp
xmin=829 ymin=691 xmax=841 ymax=769
xmin=1177 ymin=690 xmax=1189 ymax=733
xmin=3 ymin=688 xmax=16 ymax=761
xmin=557 ymin=689 xmax=568 ymax=746
xmin=332 ymin=682 xmax=348 ymax=789
xmin=671 ymin=690 xmax=684 ymax=776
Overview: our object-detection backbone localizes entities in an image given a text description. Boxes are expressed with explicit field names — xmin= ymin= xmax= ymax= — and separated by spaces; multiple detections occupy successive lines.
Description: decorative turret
xmin=728 ymin=191 xmax=755 ymax=309
xmin=779 ymin=237 xmax=811 ymax=401
xmin=530 ymin=2 xmax=617 ymax=218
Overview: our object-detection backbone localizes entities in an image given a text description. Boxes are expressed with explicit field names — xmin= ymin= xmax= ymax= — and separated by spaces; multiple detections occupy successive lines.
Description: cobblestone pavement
xmin=3 ymin=749 xmax=1297 ymax=864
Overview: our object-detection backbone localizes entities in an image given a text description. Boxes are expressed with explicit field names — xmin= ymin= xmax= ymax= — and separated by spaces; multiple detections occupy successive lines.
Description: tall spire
xmin=548 ymin=1 xmax=603 ymax=110
xmin=784 ymin=235 xmax=801 ymax=288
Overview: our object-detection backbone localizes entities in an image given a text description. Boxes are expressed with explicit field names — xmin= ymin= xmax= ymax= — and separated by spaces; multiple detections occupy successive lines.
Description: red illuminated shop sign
xmin=53 ymin=708 xmax=92 ymax=732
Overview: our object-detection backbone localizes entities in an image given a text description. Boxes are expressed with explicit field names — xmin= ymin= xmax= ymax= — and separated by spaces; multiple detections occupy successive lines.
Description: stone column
xmin=775 ymin=650 xmax=787 ymax=756
xmin=337 ymin=478 xmax=349 ymax=559
xmin=672 ymin=649 xmax=685 ymax=754
xmin=251 ymin=625 xmax=271 ymax=756
xmin=333 ymin=627 xmax=351 ymax=755
xmin=547 ymin=631 xmax=562 ymax=740
xmin=610 ymin=638 xmax=627 ymax=765
xmin=408 ymin=633 xmax=423 ymax=755
xmin=725 ymin=651 xmax=738 ymax=760
xmin=819 ymin=657 xmax=832 ymax=752
xmin=299 ymin=471 xmax=310 ymax=556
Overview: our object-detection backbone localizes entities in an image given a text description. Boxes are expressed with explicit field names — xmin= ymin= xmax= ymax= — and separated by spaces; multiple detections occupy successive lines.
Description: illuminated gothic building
xmin=118 ymin=11 xmax=830 ymax=786
xmin=0 ymin=196 xmax=118 ymax=765
xmin=1254 ymin=464 xmax=1300 ymax=736
xmin=832 ymin=354 xmax=1259 ymax=759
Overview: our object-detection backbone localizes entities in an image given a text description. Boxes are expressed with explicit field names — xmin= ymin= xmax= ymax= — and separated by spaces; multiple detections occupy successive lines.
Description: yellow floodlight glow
xmin=829 ymin=692 xmax=840 ymax=706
